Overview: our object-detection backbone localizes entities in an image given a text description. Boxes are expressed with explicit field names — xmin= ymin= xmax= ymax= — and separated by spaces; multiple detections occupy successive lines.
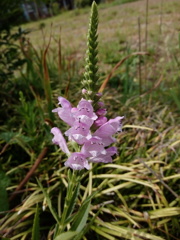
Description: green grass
xmin=19 ymin=0 xmax=180 ymax=85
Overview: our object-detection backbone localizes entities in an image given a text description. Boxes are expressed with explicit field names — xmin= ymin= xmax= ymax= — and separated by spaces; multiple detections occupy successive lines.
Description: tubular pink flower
xmin=109 ymin=116 xmax=124 ymax=132
xmin=93 ymin=116 xmax=124 ymax=146
xmin=73 ymin=98 xmax=97 ymax=121
xmin=65 ymin=121 xmax=91 ymax=145
xmin=89 ymin=146 xmax=117 ymax=163
xmin=51 ymin=127 xmax=70 ymax=155
xmin=95 ymin=116 xmax=124 ymax=135
xmin=52 ymin=97 xmax=75 ymax=126
xmin=64 ymin=152 xmax=90 ymax=170
xmin=75 ymin=115 xmax=95 ymax=128
xmin=81 ymin=137 xmax=106 ymax=157
xmin=58 ymin=97 xmax=72 ymax=108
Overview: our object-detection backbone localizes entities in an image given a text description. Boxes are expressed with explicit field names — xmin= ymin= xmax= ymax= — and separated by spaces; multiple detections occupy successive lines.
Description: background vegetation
xmin=0 ymin=0 xmax=180 ymax=239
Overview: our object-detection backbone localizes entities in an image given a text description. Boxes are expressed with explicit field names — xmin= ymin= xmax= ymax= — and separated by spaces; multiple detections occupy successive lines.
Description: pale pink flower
xmin=72 ymin=98 xmax=97 ymax=121
xmin=51 ymin=96 xmax=124 ymax=170
xmin=64 ymin=152 xmax=90 ymax=170
xmin=52 ymin=97 xmax=75 ymax=126
xmin=81 ymin=137 xmax=106 ymax=157
xmin=65 ymin=121 xmax=91 ymax=145
xmin=88 ymin=146 xmax=117 ymax=163
xmin=51 ymin=127 xmax=70 ymax=155
xmin=93 ymin=116 xmax=124 ymax=146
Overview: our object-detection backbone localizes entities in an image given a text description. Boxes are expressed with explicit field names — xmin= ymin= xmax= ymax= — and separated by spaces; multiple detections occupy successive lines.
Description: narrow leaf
xmin=122 ymin=124 xmax=153 ymax=131
xmin=70 ymin=191 xmax=97 ymax=232
xmin=70 ymin=200 xmax=91 ymax=232
xmin=54 ymin=231 xmax=78 ymax=240
xmin=37 ymin=179 xmax=60 ymax=223
xmin=74 ymin=206 xmax=101 ymax=240
xmin=66 ymin=182 xmax=80 ymax=219
xmin=32 ymin=206 xmax=40 ymax=240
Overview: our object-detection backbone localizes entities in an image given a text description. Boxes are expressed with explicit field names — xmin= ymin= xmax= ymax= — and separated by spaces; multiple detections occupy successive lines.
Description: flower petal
xmin=89 ymin=146 xmax=117 ymax=163
xmin=65 ymin=122 xmax=91 ymax=145
xmin=73 ymin=98 xmax=97 ymax=120
xmin=52 ymin=97 xmax=75 ymax=126
xmin=94 ymin=116 xmax=124 ymax=142
xmin=81 ymin=137 xmax=106 ymax=157
xmin=64 ymin=153 xmax=90 ymax=170
xmin=58 ymin=97 xmax=72 ymax=108
xmin=51 ymin=127 xmax=70 ymax=155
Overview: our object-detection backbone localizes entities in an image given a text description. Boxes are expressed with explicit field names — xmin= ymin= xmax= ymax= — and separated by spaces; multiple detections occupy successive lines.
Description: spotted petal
xmin=81 ymin=137 xmax=106 ymax=157
xmin=73 ymin=98 xmax=97 ymax=121
xmin=65 ymin=121 xmax=91 ymax=145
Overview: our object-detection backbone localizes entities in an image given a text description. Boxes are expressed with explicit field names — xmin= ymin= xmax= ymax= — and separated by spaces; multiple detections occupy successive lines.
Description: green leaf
xmin=32 ymin=206 xmax=40 ymax=240
xmin=37 ymin=179 xmax=60 ymax=224
xmin=54 ymin=231 xmax=78 ymax=240
xmin=71 ymin=191 xmax=97 ymax=232
xmin=0 ymin=131 xmax=32 ymax=143
xmin=70 ymin=200 xmax=90 ymax=232
xmin=74 ymin=206 xmax=101 ymax=240
xmin=66 ymin=182 xmax=80 ymax=219
xmin=0 ymin=169 xmax=10 ymax=212
xmin=0 ymin=188 xmax=8 ymax=212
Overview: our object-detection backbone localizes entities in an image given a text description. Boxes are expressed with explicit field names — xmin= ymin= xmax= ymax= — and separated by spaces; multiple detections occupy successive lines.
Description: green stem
xmin=58 ymin=171 xmax=75 ymax=233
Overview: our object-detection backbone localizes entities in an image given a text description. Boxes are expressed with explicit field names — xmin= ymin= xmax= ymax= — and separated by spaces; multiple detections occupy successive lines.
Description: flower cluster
xmin=51 ymin=96 xmax=124 ymax=170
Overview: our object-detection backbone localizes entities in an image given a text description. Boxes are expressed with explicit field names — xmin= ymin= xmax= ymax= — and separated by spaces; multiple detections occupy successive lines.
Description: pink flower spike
xmin=64 ymin=153 xmax=90 ymax=170
xmin=51 ymin=127 xmax=70 ymax=155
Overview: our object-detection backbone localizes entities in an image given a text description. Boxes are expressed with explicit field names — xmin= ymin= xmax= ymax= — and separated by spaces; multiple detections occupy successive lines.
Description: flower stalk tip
xmin=83 ymin=1 xmax=99 ymax=99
